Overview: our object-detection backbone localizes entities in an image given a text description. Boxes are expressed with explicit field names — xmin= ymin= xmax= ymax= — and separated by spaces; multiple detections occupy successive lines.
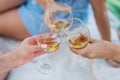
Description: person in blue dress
xmin=0 ymin=0 xmax=110 ymax=41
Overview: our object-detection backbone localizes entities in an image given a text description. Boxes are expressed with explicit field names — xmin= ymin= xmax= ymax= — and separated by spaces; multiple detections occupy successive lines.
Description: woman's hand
xmin=36 ymin=0 xmax=71 ymax=29
xmin=9 ymin=35 xmax=48 ymax=68
xmin=70 ymin=39 xmax=120 ymax=67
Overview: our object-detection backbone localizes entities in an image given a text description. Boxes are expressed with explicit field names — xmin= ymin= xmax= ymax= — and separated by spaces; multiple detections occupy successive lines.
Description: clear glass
xmin=48 ymin=3 xmax=73 ymax=33
xmin=36 ymin=23 xmax=62 ymax=75
xmin=66 ymin=18 xmax=90 ymax=49
xmin=66 ymin=18 xmax=97 ymax=79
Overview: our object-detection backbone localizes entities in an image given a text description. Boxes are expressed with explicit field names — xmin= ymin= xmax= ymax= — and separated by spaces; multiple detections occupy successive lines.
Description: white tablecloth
xmin=7 ymin=43 xmax=97 ymax=80
xmin=1 ymin=38 xmax=119 ymax=80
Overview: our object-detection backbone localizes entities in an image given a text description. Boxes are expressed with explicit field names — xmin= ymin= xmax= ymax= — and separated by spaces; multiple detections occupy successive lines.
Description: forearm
xmin=91 ymin=0 xmax=111 ymax=41
xmin=0 ymin=53 xmax=14 ymax=74
xmin=94 ymin=9 xmax=111 ymax=41
xmin=36 ymin=0 xmax=55 ymax=9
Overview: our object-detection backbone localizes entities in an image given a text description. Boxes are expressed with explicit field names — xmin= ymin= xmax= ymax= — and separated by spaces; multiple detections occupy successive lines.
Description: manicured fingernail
xmin=41 ymin=44 xmax=47 ymax=49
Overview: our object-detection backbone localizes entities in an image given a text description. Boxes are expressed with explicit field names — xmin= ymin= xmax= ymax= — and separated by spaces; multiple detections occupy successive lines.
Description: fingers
xmin=28 ymin=44 xmax=47 ymax=52
xmin=27 ymin=35 xmax=38 ymax=45
xmin=44 ymin=10 xmax=52 ymax=29
xmin=70 ymin=47 xmax=100 ymax=59
xmin=26 ymin=33 xmax=52 ymax=45
xmin=89 ymin=38 xmax=97 ymax=43
xmin=107 ymin=59 xmax=120 ymax=67
xmin=37 ymin=33 xmax=53 ymax=43
xmin=44 ymin=5 xmax=71 ymax=30
xmin=57 ymin=6 xmax=71 ymax=12
xmin=81 ymin=52 xmax=100 ymax=59
xmin=70 ymin=47 xmax=88 ymax=55
xmin=38 ymin=33 xmax=52 ymax=39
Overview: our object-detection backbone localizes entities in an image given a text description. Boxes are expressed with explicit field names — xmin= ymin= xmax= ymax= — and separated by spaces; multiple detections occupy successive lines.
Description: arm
xmin=0 ymin=35 xmax=47 ymax=74
xmin=0 ymin=53 xmax=14 ymax=73
xmin=70 ymin=39 xmax=120 ymax=63
xmin=37 ymin=0 xmax=70 ymax=28
xmin=90 ymin=0 xmax=111 ymax=41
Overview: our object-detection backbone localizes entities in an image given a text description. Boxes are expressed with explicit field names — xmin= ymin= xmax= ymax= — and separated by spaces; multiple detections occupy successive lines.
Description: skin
xmin=70 ymin=39 xmax=120 ymax=67
xmin=0 ymin=52 xmax=8 ymax=80
xmin=90 ymin=0 xmax=111 ymax=41
xmin=0 ymin=0 xmax=111 ymax=41
xmin=0 ymin=35 xmax=48 ymax=74
xmin=44 ymin=0 xmax=111 ymax=41
xmin=0 ymin=0 xmax=52 ymax=40
xmin=0 ymin=0 xmax=116 ymax=79
xmin=0 ymin=0 xmax=29 ymax=40
xmin=44 ymin=0 xmax=118 ymax=66
xmin=0 ymin=0 xmax=25 ymax=13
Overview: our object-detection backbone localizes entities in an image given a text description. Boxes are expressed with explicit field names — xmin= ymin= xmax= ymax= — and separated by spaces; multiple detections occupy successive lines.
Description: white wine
xmin=68 ymin=33 xmax=89 ymax=49
xmin=51 ymin=20 xmax=70 ymax=33
xmin=38 ymin=38 xmax=60 ymax=53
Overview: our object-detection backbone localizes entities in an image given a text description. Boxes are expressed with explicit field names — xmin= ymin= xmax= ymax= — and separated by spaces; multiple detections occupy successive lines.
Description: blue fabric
xmin=18 ymin=0 xmax=90 ymax=35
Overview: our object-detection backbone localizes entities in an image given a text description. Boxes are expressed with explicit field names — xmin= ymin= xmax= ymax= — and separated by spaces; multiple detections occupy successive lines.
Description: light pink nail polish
xmin=41 ymin=44 xmax=47 ymax=49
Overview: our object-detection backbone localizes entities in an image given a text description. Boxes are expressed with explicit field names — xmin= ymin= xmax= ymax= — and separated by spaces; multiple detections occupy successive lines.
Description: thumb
xmin=44 ymin=10 xmax=52 ymax=29
xmin=89 ymin=38 xmax=97 ymax=43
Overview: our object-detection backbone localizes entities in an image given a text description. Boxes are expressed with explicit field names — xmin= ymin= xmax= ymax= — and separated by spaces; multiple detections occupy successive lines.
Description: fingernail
xmin=41 ymin=44 xmax=47 ymax=49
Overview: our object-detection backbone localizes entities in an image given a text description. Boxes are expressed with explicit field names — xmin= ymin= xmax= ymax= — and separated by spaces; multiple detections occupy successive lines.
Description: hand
xmin=43 ymin=2 xmax=71 ymax=29
xmin=8 ymin=35 xmax=48 ymax=68
xmin=70 ymin=39 xmax=120 ymax=67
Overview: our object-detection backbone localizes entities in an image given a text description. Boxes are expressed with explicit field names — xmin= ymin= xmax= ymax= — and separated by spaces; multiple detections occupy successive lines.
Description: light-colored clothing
xmin=107 ymin=0 xmax=120 ymax=29
xmin=107 ymin=0 xmax=120 ymax=20
xmin=18 ymin=0 xmax=90 ymax=35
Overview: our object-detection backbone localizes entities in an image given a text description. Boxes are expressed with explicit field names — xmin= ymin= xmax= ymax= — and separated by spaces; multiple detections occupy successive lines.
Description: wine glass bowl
xmin=36 ymin=23 xmax=62 ymax=74
xmin=37 ymin=33 xmax=61 ymax=53
xmin=67 ymin=18 xmax=90 ymax=49
xmin=68 ymin=32 xmax=89 ymax=49
xmin=49 ymin=3 xmax=73 ymax=33
xmin=66 ymin=18 xmax=97 ymax=79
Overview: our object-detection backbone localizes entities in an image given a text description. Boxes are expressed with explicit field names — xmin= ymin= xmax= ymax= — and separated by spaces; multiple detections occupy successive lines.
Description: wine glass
xmin=48 ymin=3 xmax=73 ymax=33
xmin=66 ymin=18 xmax=90 ymax=68
xmin=67 ymin=18 xmax=90 ymax=49
xmin=36 ymin=23 xmax=62 ymax=74
xmin=66 ymin=18 xmax=91 ymax=70
xmin=66 ymin=18 xmax=97 ymax=79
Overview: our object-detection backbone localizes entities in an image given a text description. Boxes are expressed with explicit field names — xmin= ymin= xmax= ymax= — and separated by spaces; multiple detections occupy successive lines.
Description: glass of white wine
xmin=36 ymin=23 xmax=62 ymax=74
xmin=67 ymin=18 xmax=90 ymax=49
xmin=48 ymin=3 xmax=73 ymax=33
xmin=66 ymin=18 xmax=97 ymax=79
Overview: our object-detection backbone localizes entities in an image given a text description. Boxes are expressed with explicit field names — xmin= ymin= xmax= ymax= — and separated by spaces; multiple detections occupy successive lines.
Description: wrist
xmin=102 ymin=35 xmax=111 ymax=41
xmin=0 ymin=53 xmax=14 ymax=73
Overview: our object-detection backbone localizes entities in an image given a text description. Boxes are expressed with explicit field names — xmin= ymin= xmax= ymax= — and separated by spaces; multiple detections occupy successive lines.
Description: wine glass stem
xmin=89 ymin=61 xmax=97 ymax=80
xmin=40 ymin=54 xmax=53 ymax=69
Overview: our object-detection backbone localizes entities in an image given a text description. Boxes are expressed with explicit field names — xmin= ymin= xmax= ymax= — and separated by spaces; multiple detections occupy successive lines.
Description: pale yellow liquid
xmin=68 ymin=33 xmax=89 ymax=49
xmin=51 ymin=20 xmax=70 ymax=33
xmin=38 ymin=38 xmax=60 ymax=53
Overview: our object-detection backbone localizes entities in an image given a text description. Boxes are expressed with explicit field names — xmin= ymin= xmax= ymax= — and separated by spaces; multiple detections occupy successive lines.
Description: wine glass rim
xmin=49 ymin=2 xmax=73 ymax=20
xmin=70 ymin=18 xmax=91 ymax=38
